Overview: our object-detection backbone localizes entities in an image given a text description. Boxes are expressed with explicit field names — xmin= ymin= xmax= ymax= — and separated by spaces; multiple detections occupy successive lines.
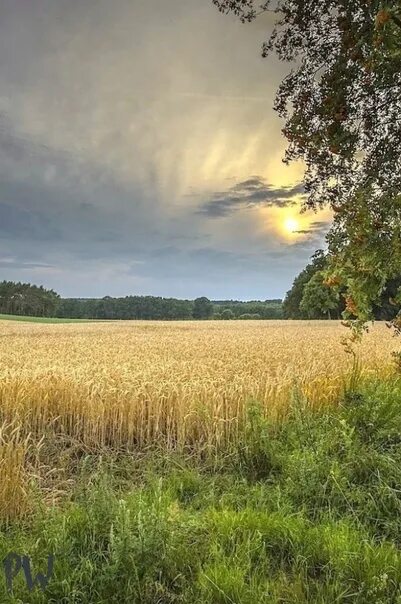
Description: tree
xmin=214 ymin=0 xmax=401 ymax=320
xmin=221 ymin=308 xmax=235 ymax=319
xmin=283 ymin=250 xmax=327 ymax=318
xmin=326 ymin=188 xmax=401 ymax=321
xmin=283 ymin=250 xmax=401 ymax=320
xmin=193 ymin=297 xmax=214 ymax=319
xmin=300 ymin=271 xmax=340 ymax=319
xmin=0 ymin=281 xmax=60 ymax=317
xmin=213 ymin=299 xmax=283 ymax=318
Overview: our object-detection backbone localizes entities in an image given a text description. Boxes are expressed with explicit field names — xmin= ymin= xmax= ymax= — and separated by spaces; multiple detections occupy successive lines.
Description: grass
xmin=0 ymin=320 xmax=400 ymax=601
xmin=2 ymin=378 xmax=401 ymax=602
xmin=0 ymin=313 xmax=94 ymax=323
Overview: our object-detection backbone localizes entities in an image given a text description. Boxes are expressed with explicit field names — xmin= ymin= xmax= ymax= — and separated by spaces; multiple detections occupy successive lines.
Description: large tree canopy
xmin=213 ymin=0 xmax=401 ymax=320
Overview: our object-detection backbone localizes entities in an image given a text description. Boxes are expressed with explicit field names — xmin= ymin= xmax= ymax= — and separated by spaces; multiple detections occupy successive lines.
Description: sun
xmin=283 ymin=217 xmax=299 ymax=234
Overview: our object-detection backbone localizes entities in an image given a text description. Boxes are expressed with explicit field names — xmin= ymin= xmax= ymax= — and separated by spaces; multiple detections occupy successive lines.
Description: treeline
xmin=0 ymin=281 xmax=60 ymax=317
xmin=0 ymin=281 xmax=283 ymax=320
xmin=283 ymin=250 xmax=401 ymax=320
xmin=4 ymin=273 xmax=400 ymax=322
xmin=58 ymin=296 xmax=195 ymax=320
xmin=213 ymin=300 xmax=283 ymax=320
xmin=57 ymin=296 xmax=284 ymax=320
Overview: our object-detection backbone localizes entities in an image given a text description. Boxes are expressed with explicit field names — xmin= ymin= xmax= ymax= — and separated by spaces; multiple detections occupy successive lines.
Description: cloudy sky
xmin=0 ymin=0 xmax=331 ymax=300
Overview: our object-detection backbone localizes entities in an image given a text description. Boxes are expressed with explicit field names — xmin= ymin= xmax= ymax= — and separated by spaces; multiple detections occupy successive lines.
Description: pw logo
xmin=2 ymin=553 xmax=54 ymax=594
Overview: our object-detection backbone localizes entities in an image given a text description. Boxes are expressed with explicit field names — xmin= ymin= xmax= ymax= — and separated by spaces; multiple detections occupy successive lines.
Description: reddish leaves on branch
xmin=376 ymin=9 xmax=391 ymax=27
xmin=345 ymin=296 xmax=359 ymax=315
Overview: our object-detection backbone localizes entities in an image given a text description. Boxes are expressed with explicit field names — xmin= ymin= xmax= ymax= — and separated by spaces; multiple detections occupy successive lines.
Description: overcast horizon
xmin=0 ymin=0 xmax=331 ymax=300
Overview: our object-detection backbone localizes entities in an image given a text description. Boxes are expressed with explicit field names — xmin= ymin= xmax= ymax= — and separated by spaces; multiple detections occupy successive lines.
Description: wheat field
xmin=0 ymin=319 xmax=397 ymax=520
xmin=0 ymin=319 xmax=397 ymax=445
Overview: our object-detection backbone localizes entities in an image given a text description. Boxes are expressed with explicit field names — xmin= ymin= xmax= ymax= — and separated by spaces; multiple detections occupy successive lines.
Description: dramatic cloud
xmin=0 ymin=0 xmax=331 ymax=299
xmin=198 ymin=177 xmax=305 ymax=217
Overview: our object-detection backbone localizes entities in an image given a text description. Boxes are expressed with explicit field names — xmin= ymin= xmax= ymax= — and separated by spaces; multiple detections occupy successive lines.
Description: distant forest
xmin=2 ymin=261 xmax=400 ymax=321
xmin=58 ymin=297 xmax=283 ymax=320
xmin=0 ymin=281 xmax=283 ymax=320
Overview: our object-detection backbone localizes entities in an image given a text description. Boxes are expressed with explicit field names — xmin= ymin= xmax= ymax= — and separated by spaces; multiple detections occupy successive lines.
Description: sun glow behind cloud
xmin=257 ymin=201 xmax=332 ymax=244
xmin=283 ymin=216 xmax=299 ymax=234
xmin=0 ymin=0 xmax=333 ymax=298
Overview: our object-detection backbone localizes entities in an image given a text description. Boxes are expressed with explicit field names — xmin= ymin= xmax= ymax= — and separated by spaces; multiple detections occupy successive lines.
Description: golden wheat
xmin=0 ymin=320 xmax=396 ymax=452
xmin=0 ymin=319 xmax=397 ymax=520
xmin=0 ymin=422 xmax=32 ymax=522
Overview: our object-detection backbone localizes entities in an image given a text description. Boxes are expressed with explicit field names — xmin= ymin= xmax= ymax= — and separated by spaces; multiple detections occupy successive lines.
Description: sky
xmin=0 ymin=0 xmax=331 ymax=300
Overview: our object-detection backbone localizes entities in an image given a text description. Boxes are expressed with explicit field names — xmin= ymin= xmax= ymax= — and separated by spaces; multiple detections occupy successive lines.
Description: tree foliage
xmin=57 ymin=294 xmax=283 ymax=320
xmin=0 ymin=281 xmax=60 ymax=317
xmin=326 ymin=188 xmax=401 ymax=320
xmin=284 ymin=250 xmax=401 ymax=320
xmin=57 ymin=296 xmax=195 ymax=320
xmin=213 ymin=0 xmax=401 ymax=319
xmin=213 ymin=299 xmax=283 ymax=318
xmin=282 ymin=250 xmax=334 ymax=319
xmin=300 ymin=271 xmax=340 ymax=319
xmin=193 ymin=297 xmax=214 ymax=319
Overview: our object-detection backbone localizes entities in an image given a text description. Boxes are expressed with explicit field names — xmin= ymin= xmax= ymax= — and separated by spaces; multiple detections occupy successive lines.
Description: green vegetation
xmin=193 ymin=296 xmax=214 ymax=320
xmin=0 ymin=281 xmax=60 ymax=317
xmin=58 ymin=296 xmax=283 ymax=320
xmin=4 ymin=377 xmax=401 ymax=602
xmin=0 ymin=314 xmax=94 ymax=324
xmin=0 ymin=280 xmax=284 ymax=321
xmin=58 ymin=295 xmax=196 ymax=320
xmin=283 ymin=250 xmax=401 ymax=320
xmin=213 ymin=299 xmax=283 ymax=319
xmin=220 ymin=308 xmax=235 ymax=320
xmin=299 ymin=271 xmax=340 ymax=320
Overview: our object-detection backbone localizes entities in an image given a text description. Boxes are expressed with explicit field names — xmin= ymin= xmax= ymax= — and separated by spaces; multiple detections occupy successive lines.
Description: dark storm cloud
xmin=198 ymin=177 xmax=305 ymax=217
xmin=0 ymin=117 xmax=162 ymax=261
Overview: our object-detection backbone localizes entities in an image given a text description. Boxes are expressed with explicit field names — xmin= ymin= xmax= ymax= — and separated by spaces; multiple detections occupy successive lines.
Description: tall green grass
xmin=2 ymin=378 xmax=401 ymax=602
